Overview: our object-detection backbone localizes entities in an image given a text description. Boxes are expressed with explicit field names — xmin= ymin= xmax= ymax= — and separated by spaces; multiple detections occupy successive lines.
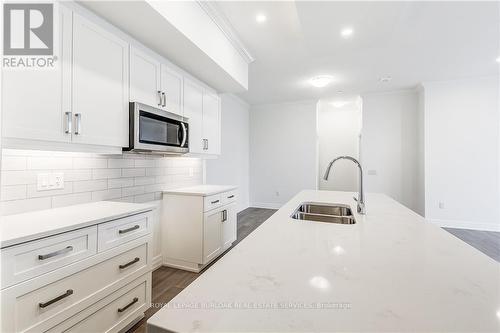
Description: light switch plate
xmin=37 ymin=172 xmax=64 ymax=191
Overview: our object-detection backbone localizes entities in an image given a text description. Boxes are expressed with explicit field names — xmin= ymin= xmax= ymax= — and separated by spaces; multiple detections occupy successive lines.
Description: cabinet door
xmin=222 ymin=203 xmax=237 ymax=250
xmin=71 ymin=13 xmax=129 ymax=147
xmin=203 ymin=209 xmax=222 ymax=264
xmin=183 ymin=79 xmax=204 ymax=153
xmin=160 ymin=64 xmax=183 ymax=116
xmin=1 ymin=4 xmax=72 ymax=143
xmin=202 ymin=92 xmax=221 ymax=155
xmin=130 ymin=47 xmax=161 ymax=107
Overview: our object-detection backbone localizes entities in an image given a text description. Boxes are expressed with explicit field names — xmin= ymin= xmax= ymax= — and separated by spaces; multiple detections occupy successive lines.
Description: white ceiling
xmin=214 ymin=1 xmax=500 ymax=105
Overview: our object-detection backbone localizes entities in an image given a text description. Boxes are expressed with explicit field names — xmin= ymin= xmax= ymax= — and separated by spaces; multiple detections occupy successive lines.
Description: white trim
xmin=428 ymin=218 xmax=500 ymax=232
xmin=250 ymin=202 xmax=282 ymax=210
xmin=197 ymin=1 xmax=255 ymax=64
xmin=220 ymin=93 xmax=250 ymax=109
xmin=151 ymin=255 xmax=163 ymax=270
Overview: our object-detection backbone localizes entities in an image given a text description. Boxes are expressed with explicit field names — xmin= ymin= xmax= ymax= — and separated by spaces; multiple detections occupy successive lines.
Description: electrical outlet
xmin=367 ymin=170 xmax=377 ymax=176
xmin=275 ymin=191 xmax=280 ymax=197
xmin=37 ymin=172 xmax=64 ymax=191
xmin=438 ymin=201 xmax=445 ymax=209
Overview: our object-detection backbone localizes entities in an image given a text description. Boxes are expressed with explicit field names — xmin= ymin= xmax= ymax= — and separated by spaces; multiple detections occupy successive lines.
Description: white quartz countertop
xmin=0 ymin=201 xmax=155 ymax=248
xmin=148 ymin=190 xmax=500 ymax=332
xmin=163 ymin=185 xmax=237 ymax=196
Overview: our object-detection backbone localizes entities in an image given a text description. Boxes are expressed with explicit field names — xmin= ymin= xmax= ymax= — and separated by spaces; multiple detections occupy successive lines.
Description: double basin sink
xmin=291 ymin=202 xmax=356 ymax=224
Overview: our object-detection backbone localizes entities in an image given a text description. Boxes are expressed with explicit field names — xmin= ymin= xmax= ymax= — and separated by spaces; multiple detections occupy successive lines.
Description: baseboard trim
xmin=428 ymin=218 xmax=500 ymax=232
xmin=250 ymin=202 xmax=282 ymax=210
xmin=152 ymin=255 xmax=162 ymax=270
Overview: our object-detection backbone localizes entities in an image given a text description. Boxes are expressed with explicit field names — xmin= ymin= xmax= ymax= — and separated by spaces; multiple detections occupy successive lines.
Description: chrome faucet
xmin=323 ymin=156 xmax=366 ymax=214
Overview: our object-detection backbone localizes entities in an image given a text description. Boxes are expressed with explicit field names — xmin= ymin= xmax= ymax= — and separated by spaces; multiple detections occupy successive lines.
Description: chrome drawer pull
xmin=39 ymin=289 xmax=73 ymax=308
xmin=227 ymin=195 xmax=235 ymax=199
xmin=119 ymin=257 xmax=140 ymax=269
xmin=211 ymin=200 xmax=219 ymax=204
xmin=118 ymin=225 xmax=140 ymax=234
xmin=118 ymin=297 xmax=138 ymax=313
xmin=38 ymin=246 xmax=73 ymax=260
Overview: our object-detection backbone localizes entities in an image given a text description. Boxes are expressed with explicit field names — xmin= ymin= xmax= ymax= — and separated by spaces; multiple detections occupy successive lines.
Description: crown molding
xmin=197 ymin=1 xmax=255 ymax=64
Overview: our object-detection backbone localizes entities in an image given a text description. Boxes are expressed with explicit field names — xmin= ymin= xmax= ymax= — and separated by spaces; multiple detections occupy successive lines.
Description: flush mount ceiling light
xmin=379 ymin=76 xmax=392 ymax=83
xmin=256 ymin=14 xmax=267 ymax=23
xmin=310 ymin=75 xmax=334 ymax=88
xmin=496 ymin=57 xmax=500 ymax=63
xmin=340 ymin=27 xmax=354 ymax=38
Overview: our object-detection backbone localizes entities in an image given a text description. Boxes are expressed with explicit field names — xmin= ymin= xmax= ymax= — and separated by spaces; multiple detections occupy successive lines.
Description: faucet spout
xmin=323 ymin=155 xmax=366 ymax=214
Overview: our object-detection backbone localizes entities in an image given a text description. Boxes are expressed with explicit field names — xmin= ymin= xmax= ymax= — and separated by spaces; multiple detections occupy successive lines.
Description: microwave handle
xmin=180 ymin=122 xmax=187 ymax=147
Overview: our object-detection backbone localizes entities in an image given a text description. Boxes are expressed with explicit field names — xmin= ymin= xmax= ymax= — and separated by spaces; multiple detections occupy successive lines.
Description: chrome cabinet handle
xmin=222 ymin=210 xmax=227 ymax=222
xmin=38 ymin=246 xmax=73 ymax=260
xmin=118 ymin=297 xmax=138 ymax=313
xmin=39 ymin=289 xmax=73 ymax=308
xmin=206 ymin=139 xmax=209 ymax=150
xmin=64 ymin=112 xmax=72 ymax=134
xmin=118 ymin=224 xmax=140 ymax=234
xmin=227 ymin=195 xmax=235 ymax=199
xmin=162 ymin=92 xmax=166 ymax=107
xmin=74 ymin=113 xmax=82 ymax=135
xmin=157 ymin=90 xmax=162 ymax=106
xmin=211 ymin=199 xmax=219 ymax=204
xmin=119 ymin=257 xmax=140 ymax=269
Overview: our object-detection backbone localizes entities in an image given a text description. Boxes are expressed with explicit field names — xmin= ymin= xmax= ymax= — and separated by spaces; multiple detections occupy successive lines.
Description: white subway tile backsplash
xmin=122 ymin=168 xmax=145 ymax=178
xmin=134 ymin=177 xmax=155 ymax=186
xmin=27 ymin=156 xmax=73 ymax=170
xmin=108 ymin=158 xmax=134 ymax=168
xmin=0 ymin=197 xmax=52 ymax=215
xmin=122 ymin=185 xmax=144 ymax=197
xmin=2 ymin=156 xmax=27 ymax=170
xmin=92 ymin=168 xmax=121 ymax=180
xmin=108 ymin=177 xmax=134 ymax=189
xmin=52 ymin=192 xmax=92 ymax=208
xmin=73 ymin=180 xmax=107 ymax=193
xmin=1 ymin=185 xmax=27 ymax=201
xmin=1 ymin=151 xmax=203 ymax=215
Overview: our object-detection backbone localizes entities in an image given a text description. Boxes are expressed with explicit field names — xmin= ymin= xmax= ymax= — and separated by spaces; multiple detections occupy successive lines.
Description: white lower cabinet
xmin=0 ymin=210 xmax=153 ymax=333
xmin=162 ymin=187 xmax=238 ymax=272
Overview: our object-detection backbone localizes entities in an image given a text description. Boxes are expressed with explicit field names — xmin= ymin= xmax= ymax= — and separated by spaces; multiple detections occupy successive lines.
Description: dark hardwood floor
xmin=126 ymin=207 xmax=277 ymax=333
xmin=127 ymin=207 xmax=500 ymax=333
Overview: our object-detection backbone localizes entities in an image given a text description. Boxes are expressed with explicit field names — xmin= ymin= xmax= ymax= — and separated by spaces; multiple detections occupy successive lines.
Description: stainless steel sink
xmin=297 ymin=203 xmax=352 ymax=216
xmin=291 ymin=203 xmax=356 ymax=225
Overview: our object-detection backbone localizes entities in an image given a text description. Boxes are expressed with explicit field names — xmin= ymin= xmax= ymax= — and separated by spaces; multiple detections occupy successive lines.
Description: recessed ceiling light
xmin=310 ymin=75 xmax=334 ymax=88
xmin=256 ymin=14 xmax=267 ymax=23
xmin=340 ymin=27 xmax=354 ymax=38
xmin=337 ymin=90 xmax=344 ymax=94
xmin=379 ymin=76 xmax=392 ymax=83
xmin=496 ymin=57 xmax=500 ymax=63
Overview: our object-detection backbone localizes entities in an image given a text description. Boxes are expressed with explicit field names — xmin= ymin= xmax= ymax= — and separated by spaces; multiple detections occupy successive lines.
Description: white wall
xmin=206 ymin=94 xmax=250 ymax=212
xmin=361 ymin=90 xmax=421 ymax=214
xmin=250 ymin=100 xmax=318 ymax=208
xmin=423 ymin=76 xmax=500 ymax=231
xmin=317 ymin=100 xmax=362 ymax=191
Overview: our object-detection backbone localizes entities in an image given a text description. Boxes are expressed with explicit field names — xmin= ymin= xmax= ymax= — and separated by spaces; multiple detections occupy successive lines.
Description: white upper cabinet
xmin=202 ymin=92 xmax=221 ymax=155
xmin=72 ymin=13 xmax=129 ymax=147
xmin=183 ymin=79 xmax=204 ymax=154
xmin=2 ymin=4 xmax=72 ymax=144
xmin=1 ymin=4 xmax=129 ymax=150
xmin=160 ymin=64 xmax=183 ymax=117
xmin=183 ymin=79 xmax=221 ymax=156
xmin=130 ymin=48 xmax=184 ymax=117
xmin=130 ymin=48 xmax=162 ymax=108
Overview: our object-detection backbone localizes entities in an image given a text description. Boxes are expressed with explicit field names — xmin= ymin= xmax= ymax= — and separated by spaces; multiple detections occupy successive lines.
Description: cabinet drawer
xmin=11 ymin=243 xmax=147 ymax=332
xmin=203 ymin=194 xmax=222 ymax=212
xmin=98 ymin=213 xmax=150 ymax=251
xmin=221 ymin=190 xmax=237 ymax=205
xmin=1 ymin=226 xmax=97 ymax=289
xmin=47 ymin=275 xmax=150 ymax=333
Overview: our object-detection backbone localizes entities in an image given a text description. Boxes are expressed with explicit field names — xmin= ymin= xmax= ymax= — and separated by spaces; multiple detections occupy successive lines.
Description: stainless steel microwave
xmin=126 ymin=102 xmax=189 ymax=154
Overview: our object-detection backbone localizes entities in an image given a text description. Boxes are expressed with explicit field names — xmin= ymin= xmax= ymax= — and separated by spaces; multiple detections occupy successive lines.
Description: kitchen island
xmin=148 ymin=190 xmax=500 ymax=332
